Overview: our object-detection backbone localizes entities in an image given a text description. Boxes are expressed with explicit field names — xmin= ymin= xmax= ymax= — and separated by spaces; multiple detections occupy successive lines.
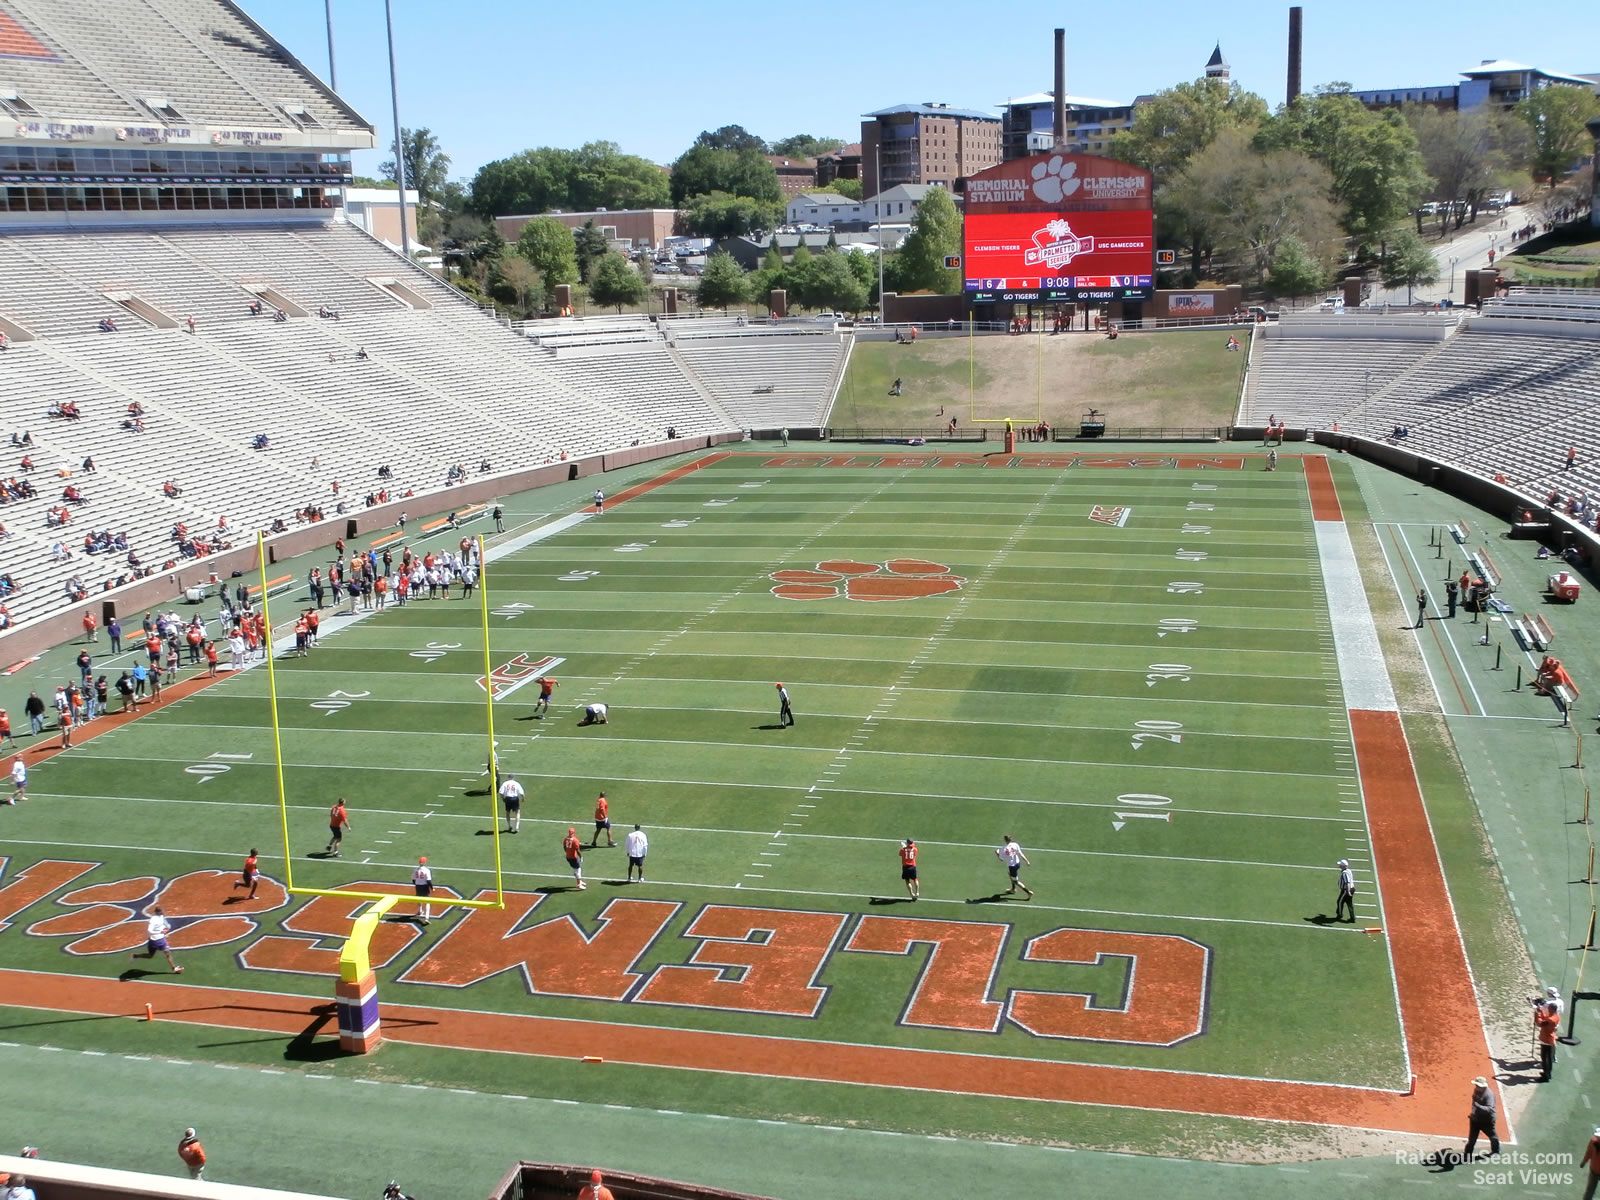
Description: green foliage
xmin=1404 ymin=104 xmax=1529 ymax=226
xmin=1515 ymin=86 xmax=1600 ymax=186
xmin=670 ymin=145 xmax=781 ymax=206
xmin=770 ymin=134 xmax=845 ymax=159
xmin=1162 ymin=128 xmax=1342 ymax=285
xmin=470 ymin=142 xmax=670 ymax=217
xmin=381 ymin=127 xmax=451 ymax=204
xmin=494 ymin=253 xmax=542 ymax=313
xmin=1266 ymin=235 xmax=1330 ymax=299
xmin=1259 ymin=87 xmax=1431 ymax=242
xmin=351 ymin=175 xmax=395 ymax=190
xmin=695 ymin=125 xmax=768 ymax=153
xmin=683 ymin=192 xmax=785 ymax=239
xmin=829 ymin=178 xmax=863 ymax=201
xmin=804 ymin=250 xmax=870 ymax=313
xmin=886 ymin=187 xmax=961 ymax=293
xmin=587 ymin=250 xmax=648 ymax=312
xmin=1380 ymin=229 xmax=1439 ymax=301
xmin=696 ymin=251 xmax=749 ymax=311
xmin=573 ymin=220 xmax=609 ymax=284
xmin=1109 ymin=78 xmax=1270 ymax=176
xmin=515 ymin=217 xmax=578 ymax=290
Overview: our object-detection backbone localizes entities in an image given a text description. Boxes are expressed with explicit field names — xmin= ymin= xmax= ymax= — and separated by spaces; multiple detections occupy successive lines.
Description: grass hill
xmin=833 ymin=329 xmax=1247 ymax=432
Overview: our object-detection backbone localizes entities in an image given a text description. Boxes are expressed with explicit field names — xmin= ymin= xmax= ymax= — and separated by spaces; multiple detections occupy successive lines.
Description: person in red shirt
xmin=177 ymin=1129 xmax=205 ymax=1179
xmin=591 ymin=792 xmax=615 ymax=847
xmin=326 ymin=798 xmax=352 ymax=857
xmin=82 ymin=610 xmax=97 ymax=642
xmin=577 ymin=1169 xmax=613 ymax=1200
xmin=58 ymin=707 xmax=73 ymax=749
xmin=0 ymin=708 xmax=13 ymax=751
xmin=899 ymin=838 xmax=920 ymax=900
xmin=1536 ymin=997 xmax=1561 ymax=1081
xmin=306 ymin=609 xmax=320 ymax=646
xmin=204 ymin=640 xmax=219 ymax=678
xmin=233 ymin=848 xmax=259 ymax=900
xmin=563 ymin=827 xmax=585 ymax=890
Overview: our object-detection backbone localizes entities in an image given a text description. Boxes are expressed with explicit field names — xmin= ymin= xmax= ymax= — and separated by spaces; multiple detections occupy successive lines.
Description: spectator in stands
xmin=0 ymin=331 xmax=8 ymax=352
xmin=355 ymin=347 xmax=368 ymax=360
xmin=162 ymin=481 xmax=183 ymax=499
xmin=82 ymin=456 xmax=95 ymax=473
xmin=62 ymin=485 xmax=86 ymax=505
xmin=18 ymin=432 xmax=30 ymax=447
xmin=185 ymin=316 xmax=197 ymax=335
xmin=248 ymin=299 xmax=263 ymax=317
xmin=272 ymin=309 xmax=287 ymax=322
xmin=122 ymin=417 xmax=144 ymax=433
xmin=19 ymin=455 xmax=32 ymax=473
xmin=252 ymin=433 xmax=270 ymax=450
xmin=97 ymin=317 xmax=117 ymax=333
xmin=1566 ymin=447 xmax=1577 ymax=472
xmin=577 ymin=1169 xmax=614 ymax=1200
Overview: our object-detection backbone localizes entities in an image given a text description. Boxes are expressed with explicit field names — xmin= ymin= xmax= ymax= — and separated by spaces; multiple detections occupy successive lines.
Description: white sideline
xmin=1315 ymin=520 xmax=1398 ymax=713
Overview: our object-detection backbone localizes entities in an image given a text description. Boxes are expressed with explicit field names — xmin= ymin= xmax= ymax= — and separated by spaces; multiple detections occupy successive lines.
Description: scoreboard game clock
xmin=961 ymin=152 xmax=1155 ymax=304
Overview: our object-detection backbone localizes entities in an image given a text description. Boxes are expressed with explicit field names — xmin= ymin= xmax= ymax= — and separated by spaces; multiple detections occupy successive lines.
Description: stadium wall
xmin=492 ymin=1161 xmax=780 ymax=1200
xmin=0 ymin=434 xmax=741 ymax=664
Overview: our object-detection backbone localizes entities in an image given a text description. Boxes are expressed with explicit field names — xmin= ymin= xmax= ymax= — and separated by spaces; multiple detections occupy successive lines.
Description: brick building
xmin=860 ymin=103 xmax=1001 ymax=195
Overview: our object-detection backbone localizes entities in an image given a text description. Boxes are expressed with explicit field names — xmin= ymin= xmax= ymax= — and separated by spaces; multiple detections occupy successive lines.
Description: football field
xmin=0 ymin=448 xmax=1496 ymax=1162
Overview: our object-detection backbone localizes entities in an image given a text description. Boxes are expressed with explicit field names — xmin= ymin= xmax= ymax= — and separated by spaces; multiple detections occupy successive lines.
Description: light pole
xmin=1449 ymin=256 xmax=1458 ymax=295
xmin=323 ymin=0 xmax=337 ymax=90
xmin=875 ymin=144 xmax=884 ymax=321
xmin=383 ymin=0 xmax=410 ymax=259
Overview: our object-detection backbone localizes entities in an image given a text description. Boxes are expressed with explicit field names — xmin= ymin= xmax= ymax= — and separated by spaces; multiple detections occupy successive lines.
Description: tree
xmin=495 ymin=253 xmax=541 ymax=312
xmin=1266 ymin=235 xmax=1330 ymax=300
xmin=381 ymin=128 xmax=451 ymax=204
xmin=1380 ymin=229 xmax=1438 ymax=302
xmin=352 ymin=175 xmax=394 ymax=190
xmin=1109 ymin=78 xmax=1270 ymax=177
xmin=669 ymin=145 xmax=781 ymax=206
xmin=888 ymin=188 xmax=962 ymax=293
xmin=697 ymin=251 xmax=749 ymax=311
xmin=470 ymin=143 xmax=670 ymax=217
xmin=806 ymin=250 xmax=870 ymax=314
xmin=1515 ymin=86 xmax=1600 ymax=186
xmin=696 ymin=125 xmax=767 ymax=153
xmin=1166 ymin=129 xmax=1342 ymax=286
xmin=1405 ymin=105 xmax=1527 ymax=227
xmin=587 ymin=251 xmax=647 ymax=312
xmin=829 ymin=178 xmax=863 ymax=201
xmin=1259 ymin=87 xmax=1431 ymax=243
xmin=515 ymin=217 xmax=578 ymax=291
xmin=683 ymin=191 xmax=785 ymax=239
xmin=573 ymin=220 xmax=609 ymax=283
xmin=771 ymin=134 xmax=845 ymax=160
xmin=749 ymin=241 xmax=786 ymax=310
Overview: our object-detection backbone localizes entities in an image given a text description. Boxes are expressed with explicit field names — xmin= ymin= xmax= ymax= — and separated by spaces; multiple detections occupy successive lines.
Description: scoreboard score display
xmin=961 ymin=152 xmax=1155 ymax=304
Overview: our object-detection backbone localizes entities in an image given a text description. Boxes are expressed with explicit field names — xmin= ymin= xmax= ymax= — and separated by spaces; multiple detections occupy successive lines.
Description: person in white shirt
xmin=129 ymin=906 xmax=182 ymax=973
xmin=580 ymin=702 xmax=608 ymax=725
xmin=1335 ymin=859 xmax=1356 ymax=922
xmin=593 ymin=488 xmax=604 ymax=514
xmin=624 ymin=824 xmax=649 ymax=882
xmin=411 ymin=857 xmax=433 ymax=924
xmin=9 ymin=755 xmax=25 ymax=804
xmin=996 ymin=835 xmax=1033 ymax=898
xmin=498 ymin=775 xmax=525 ymax=833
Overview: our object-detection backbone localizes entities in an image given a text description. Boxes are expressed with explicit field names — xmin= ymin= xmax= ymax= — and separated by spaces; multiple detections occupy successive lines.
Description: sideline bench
xmin=1467 ymin=547 xmax=1502 ymax=590
xmin=1449 ymin=519 xmax=1471 ymax=545
xmin=1510 ymin=613 xmax=1555 ymax=652
xmin=421 ymin=503 xmax=488 ymax=535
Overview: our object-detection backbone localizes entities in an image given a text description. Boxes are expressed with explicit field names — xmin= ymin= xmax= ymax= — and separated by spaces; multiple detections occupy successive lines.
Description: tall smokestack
xmin=1286 ymin=7 xmax=1303 ymax=104
xmin=1053 ymin=28 xmax=1066 ymax=147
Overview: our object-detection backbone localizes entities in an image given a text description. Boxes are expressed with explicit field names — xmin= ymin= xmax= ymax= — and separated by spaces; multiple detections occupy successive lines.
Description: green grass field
xmin=1 ymin=448 xmax=1426 ymax=1161
xmin=834 ymin=330 xmax=1245 ymax=430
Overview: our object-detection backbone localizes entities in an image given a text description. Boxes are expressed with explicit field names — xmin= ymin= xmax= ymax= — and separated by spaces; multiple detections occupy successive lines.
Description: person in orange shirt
xmin=899 ymin=838 xmax=920 ymax=900
xmin=1581 ymin=1127 xmax=1600 ymax=1200
xmin=375 ymin=575 xmax=388 ymax=608
xmin=58 ymin=706 xmax=73 ymax=749
xmin=233 ymin=848 xmax=259 ymax=900
xmin=534 ymin=676 xmax=557 ymax=718
xmin=82 ymin=610 xmax=97 ymax=642
xmin=0 ymin=708 xmax=13 ymax=751
xmin=177 ymin=1128 xmax=205 ymax=1180
xmin=563 ymin=827 xmax=585 ymax=890
xmin=578 ymin=1169 xmax=613 ymax=1200
xmin=1535 ymin=995 xmax=1561 ymax=1081
xmin=205 ymin=640 xmax=219 ymax=678
xmin=591 ymin=792 xmax=615 ymax=847
xmin=326 ymin=797 xmax=352 ymax=857
xmin=306 ymin=609 xmax=320 ymax=646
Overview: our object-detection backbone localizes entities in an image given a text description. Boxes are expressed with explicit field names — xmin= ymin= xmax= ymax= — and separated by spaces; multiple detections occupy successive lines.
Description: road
xmin=1366 ymin=204 xmax=1526 ymax=306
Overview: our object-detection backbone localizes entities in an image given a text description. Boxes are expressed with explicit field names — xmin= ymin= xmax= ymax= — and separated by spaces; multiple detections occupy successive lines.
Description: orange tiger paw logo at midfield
xmin=769 ymin=559 xmax=966 ymax=602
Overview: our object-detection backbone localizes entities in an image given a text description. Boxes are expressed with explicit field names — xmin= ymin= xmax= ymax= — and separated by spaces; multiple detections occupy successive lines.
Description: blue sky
xmin=244 ymin=0 xmax=1591 ymax=182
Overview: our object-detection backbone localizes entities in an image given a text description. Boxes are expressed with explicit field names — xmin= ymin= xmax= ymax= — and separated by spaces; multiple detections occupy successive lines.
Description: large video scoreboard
xmin=961 ymin=153 xmax=1154 ymax=304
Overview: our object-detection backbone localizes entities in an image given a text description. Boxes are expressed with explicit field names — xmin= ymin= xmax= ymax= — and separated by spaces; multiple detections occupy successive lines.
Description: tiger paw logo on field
xmin=770 ymin=560 xmax=966 ymax=602
xmin=1030 ymin=155 xmax=1081 ymax=202
xmin=26 ymin=870 xmax=287 ymax=954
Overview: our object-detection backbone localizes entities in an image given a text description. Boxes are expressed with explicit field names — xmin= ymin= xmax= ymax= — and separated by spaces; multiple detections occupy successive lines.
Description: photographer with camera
xmin=1532 ymin=987 xmax=1562 ymax=1082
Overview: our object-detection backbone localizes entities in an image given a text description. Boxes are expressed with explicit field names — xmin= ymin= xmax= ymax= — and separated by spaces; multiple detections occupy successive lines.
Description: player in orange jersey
xmin=899 ymin=838 xmax=919 ymax=900
xmin=591 ymin=791 xmax=615 ymax=847
xmin=233 ymin=848 xmax=259 ymax=900
xmin=563 ymin=827 xmax=586 ymax=890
